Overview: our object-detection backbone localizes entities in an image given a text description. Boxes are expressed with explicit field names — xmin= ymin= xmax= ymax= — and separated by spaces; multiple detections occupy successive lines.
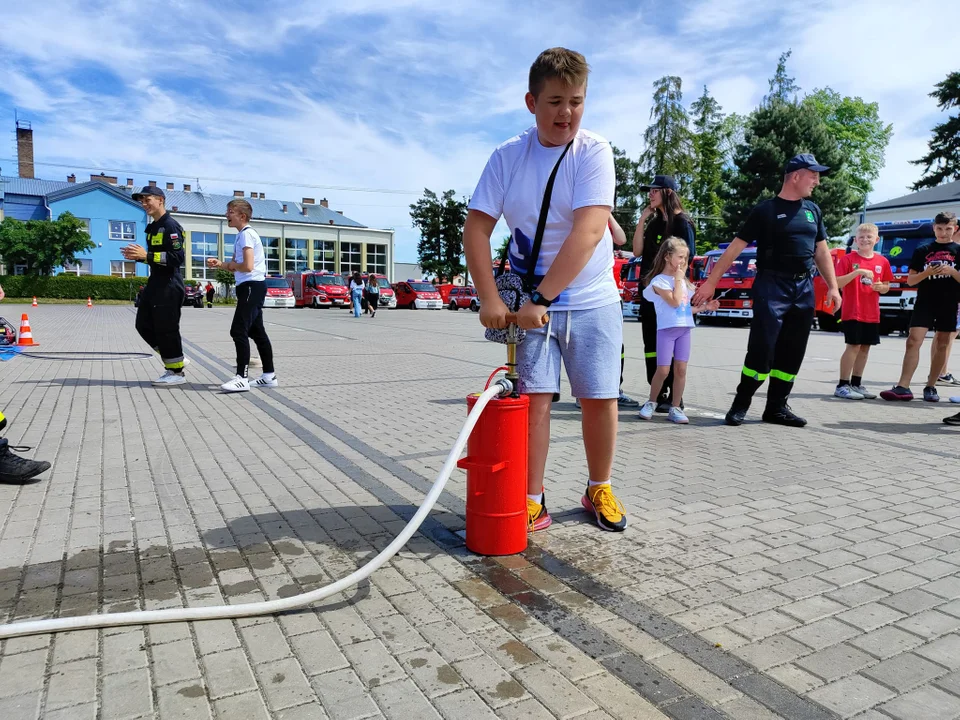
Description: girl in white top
xmin=639 ymin=237 xmax=718 ymax=423
xmin=207 ymin=199 xmax=277 ymax=393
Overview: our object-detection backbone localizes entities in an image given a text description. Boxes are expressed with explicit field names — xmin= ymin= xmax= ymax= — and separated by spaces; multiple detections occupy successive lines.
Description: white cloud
xmin=0 ymin=0 xmax=954 ymax=261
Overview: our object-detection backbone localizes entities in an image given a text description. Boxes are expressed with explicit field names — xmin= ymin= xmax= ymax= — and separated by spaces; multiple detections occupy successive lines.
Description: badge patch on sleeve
xmin=804 ymin=210 xmax=816 ymax=223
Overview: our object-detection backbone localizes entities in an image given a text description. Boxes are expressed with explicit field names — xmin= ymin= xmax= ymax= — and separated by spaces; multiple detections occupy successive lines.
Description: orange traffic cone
xmin=31 ymin=297 xmax=38 ymax=307
xmin=17 ymin=314 xmax=38 ymax=346
xmin=87 ymin=297 xmax=92 ymax=308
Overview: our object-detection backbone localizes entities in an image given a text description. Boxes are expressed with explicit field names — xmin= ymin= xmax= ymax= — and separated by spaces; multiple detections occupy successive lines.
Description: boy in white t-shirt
xmin=464 ymin=47 xmax=626 ymax=533
xmin=207 ymin=199 xmax=277 ymax=393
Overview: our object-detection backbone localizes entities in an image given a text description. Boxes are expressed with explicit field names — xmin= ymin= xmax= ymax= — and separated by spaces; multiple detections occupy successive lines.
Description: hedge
xmin=0 ymin=274 xmax=144 ymax=300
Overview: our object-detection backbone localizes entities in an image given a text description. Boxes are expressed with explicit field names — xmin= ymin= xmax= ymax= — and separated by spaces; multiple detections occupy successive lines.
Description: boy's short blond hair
xmin=528 ymin=47 xmax=589 ymax=98
xmin=856 ymin=222 xmax=878 ymax=235
xmin=227 ymin=198 xmax=253 ymax=220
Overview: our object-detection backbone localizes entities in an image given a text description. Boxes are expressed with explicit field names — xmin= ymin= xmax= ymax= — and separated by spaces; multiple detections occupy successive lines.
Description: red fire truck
xmin=697 ymin=244 xmax=757 ymax=325
xmin=620 ymin=255 xmax=706 ymax=321
xmin=285 ymin=270 xmax=350 ymax=308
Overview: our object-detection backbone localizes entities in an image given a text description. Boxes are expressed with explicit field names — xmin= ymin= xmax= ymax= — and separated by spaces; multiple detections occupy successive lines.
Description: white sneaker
xmin=253 ymin=375 xmax=278 ymax=388
xmin=638 ymin=401 xmax=656 ymax=420
xmin=152 ymin=370 xmax=186 ymax=386
xmin=220 ymin=376 xmax=250 ymax=393
xmin=834 ymin=385 xmax=864 ymax=400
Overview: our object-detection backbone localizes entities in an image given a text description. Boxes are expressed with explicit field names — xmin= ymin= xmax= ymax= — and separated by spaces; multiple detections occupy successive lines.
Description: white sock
xmin=588 ymin=480 xmax=610 ymax=488
xmin=262 ymin=372 xmax=275 ymax=380
xmin=527 ymin=492 xmax=543 ymax=505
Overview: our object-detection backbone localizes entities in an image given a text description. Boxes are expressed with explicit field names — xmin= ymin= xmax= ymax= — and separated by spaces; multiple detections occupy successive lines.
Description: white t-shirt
xmin=233 ymin=226 xmax=266 ymax=284
xmin=469 ymin=126 xmax=619 ymax=311
xmin=642 ymin=274 xmax=695 ymax=329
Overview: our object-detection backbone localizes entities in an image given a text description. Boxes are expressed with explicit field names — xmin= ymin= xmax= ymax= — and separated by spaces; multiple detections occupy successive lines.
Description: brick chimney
xmin=328 ymin=220 xmax=334 ymax=225
xmin=67 ymin=174 xmax=76 ymax=183
xmin=259 ymin=192 xmax=265 ymax=199
xmin=183 ymin=184 xmax=191 ymax=192
xmin=172 ymin=205 xmax=178 ymax=212
xmin=16 ymin=121 xmax=34 ymax=179
xmin=319 ymin=198 xmax=329 ymax=208
xmin=233 ymin=190 xmax=244 ymax=197
xmin=336 ymin=210 xmax=343 ymax=215
xmin=166 ymin=182 xmax=174 ymax=190
xmin=302 ymin=205 xmax=309 ymax=216
xmin=126 ymin=178 xmax=134 ymax=187
xmin=91 ymin=173 xmax=118 ymax=185
xmin=148 ymin=180 xmax=157 ymax=187
xmin=282 ymin=204 xmax=288 ymax=213
xmin=302 ymin=198 xmax=315 ymax=205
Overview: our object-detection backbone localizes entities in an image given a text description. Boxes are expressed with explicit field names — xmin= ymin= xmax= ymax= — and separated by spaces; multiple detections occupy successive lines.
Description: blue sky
xmin=0 ymin=0 xmax=954 ymax=263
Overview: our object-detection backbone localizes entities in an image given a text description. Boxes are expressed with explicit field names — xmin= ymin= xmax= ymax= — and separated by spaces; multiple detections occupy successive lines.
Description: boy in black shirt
xmin=122 ymin=186 xmax=188 ymax=386
xmin=883 ymin=211 xmax=960 ymax=403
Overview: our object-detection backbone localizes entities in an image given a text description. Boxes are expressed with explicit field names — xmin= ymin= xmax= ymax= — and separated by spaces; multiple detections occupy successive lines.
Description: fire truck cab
xmin=697 ymin=244 xmax=757 ymax=324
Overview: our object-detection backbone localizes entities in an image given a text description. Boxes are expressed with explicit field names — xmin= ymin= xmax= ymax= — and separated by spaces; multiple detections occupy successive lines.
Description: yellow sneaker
xmin=581 ymin=483 xmax=627 ymax=532
xmin=527 ymin=493 xmax=552 ymax=532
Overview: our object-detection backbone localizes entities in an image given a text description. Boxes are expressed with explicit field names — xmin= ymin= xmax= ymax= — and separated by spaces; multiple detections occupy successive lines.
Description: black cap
xmin=132 ymin=185 xmax=165 ymax=201
xmin=784 ymin=154 xmax=830 ymax=175
xmin=639 ymin=174 xmax=679 ymax=192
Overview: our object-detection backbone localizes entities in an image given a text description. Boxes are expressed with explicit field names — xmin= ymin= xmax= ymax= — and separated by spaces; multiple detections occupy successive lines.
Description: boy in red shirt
xmin=833 ymin=223 xmax=893 ymax=399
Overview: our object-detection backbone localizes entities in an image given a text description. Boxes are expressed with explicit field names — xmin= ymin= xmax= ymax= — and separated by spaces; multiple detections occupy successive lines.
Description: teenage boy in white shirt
xmin=464 ymin=48 xmax=626 ymax=533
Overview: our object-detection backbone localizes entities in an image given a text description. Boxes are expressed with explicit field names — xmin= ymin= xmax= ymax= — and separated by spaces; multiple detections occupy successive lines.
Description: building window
xmin=109 ymin=221 xmax=137 ymax=241
xmin=262 ymin=236 xmax=280 ymax=275
xmin=66 ymin=259 xmax=93 ymax=276
xmin=191 ymin=232 xmax=219 ymax=280
xmin=285 ymin=238 xmax=308 ymax=273
xmin=76 ymin=218 xmax=91 ymax=235
xmin=340 ymin=242 xmax=361 ymax=274
xmin=223 ymin=234 xmax=236 ymax=262
xmin=111 ymin=260 xmax=137 ymax=277
xmin=13 ymin=264 xmax=27 ymax=276
xmin=313 ymin=240 xmax=336 ymax=272
xmin=366 ymin=244 xmax=387 ymax=276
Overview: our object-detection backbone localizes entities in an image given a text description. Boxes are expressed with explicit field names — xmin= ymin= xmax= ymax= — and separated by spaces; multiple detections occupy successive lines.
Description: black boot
xmin=0 ymin=438 xmax=51 ymax=484
xmin=762 ymin=401 xmax=807 ymax=428
xmin=725 ymin=405 xmax=749 ymax=426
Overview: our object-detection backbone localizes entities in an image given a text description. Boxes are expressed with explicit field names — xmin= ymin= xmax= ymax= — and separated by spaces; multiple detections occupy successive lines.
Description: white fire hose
xmin=0 ymin=381 xmax=510 ymax=639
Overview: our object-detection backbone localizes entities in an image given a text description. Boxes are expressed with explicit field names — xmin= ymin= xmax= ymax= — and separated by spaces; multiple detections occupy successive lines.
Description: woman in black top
xmin=632 ymin=175 xmax=696 ymax=411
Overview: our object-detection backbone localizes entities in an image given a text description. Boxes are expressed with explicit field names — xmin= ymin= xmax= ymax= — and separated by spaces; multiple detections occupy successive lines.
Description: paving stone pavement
xmin=1 ymin=303 xmax=959 ymax=719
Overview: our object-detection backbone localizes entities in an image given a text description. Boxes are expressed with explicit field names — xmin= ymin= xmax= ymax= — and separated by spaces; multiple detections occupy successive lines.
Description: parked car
xmin=263 ymin=277 xmax=295 ymax=308
xmin=445 ymin=286 xmax=480 ymax=311
xmin=393 ymin=281 xmax=443 ymax=309
xmin=183 ymin=284 xmax=204 ymax=308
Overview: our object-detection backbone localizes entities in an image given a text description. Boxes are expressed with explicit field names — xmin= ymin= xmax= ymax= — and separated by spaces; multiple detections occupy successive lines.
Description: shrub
xmin=0 ymin=274 xmax=143 ymax=300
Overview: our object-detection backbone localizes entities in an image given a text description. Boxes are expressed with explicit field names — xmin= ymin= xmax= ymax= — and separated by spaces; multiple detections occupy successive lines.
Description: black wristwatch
xmin=530 ymin=290 xmax=553 ymax=308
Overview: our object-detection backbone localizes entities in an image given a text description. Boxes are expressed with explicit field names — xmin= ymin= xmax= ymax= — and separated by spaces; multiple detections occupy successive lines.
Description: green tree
xmin=495 ymin=235 xmax=511 ymax=261
xmin=0 ymin=212 xmax=94 ymax=275
xmin=215 ymin=268 xmax=235 ymax=299
xmin=689 ymin=86 xmax=727 ymax=250
xmin=611 ymin=144 xmax=642 ymax=242
xmin=723 ymin=101 xmax=858 ymax=238
xmin=639 ymin=76 xmax=693 ymax=190
xmin=764 ymin=50 xmax=799 ymax=106
xmin=805 ymin=88 xmax=893 ymax=197
xmin=911 ymin=71 xmax=960 ymax=190
xmin=410 ymin=189 xmax=468 ymax=283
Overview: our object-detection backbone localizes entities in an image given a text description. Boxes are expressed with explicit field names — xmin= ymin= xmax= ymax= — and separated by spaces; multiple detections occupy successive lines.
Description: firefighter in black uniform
xmin=632 ymin=175 xmax=696 ymax=411
xmin=123 ymin=186 xmax=188 ymax=386
xmin=693 ymin=155 xmax=841 ymax=427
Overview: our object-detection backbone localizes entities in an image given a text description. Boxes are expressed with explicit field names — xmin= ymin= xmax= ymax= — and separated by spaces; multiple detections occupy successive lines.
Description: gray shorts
xmin=517 ymin=301 xmax=623 ymax=399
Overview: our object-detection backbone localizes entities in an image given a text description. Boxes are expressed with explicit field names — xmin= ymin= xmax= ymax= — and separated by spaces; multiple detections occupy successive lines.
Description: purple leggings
xmin=656 ymin=326 xmax=692 ymax=365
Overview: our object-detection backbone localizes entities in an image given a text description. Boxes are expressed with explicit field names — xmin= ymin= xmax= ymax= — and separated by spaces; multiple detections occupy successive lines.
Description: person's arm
xmin=632 ymin=208 xmax=652 ymax=256
xmin=227 ymin=247 xmax=254 ymax=273
xmin=535 ymin=205 xmax=611 ymax=301
xmin=813 ymin=241 xmax=841 ymax=311
xmin=836 ymin=260 xmax=871 ymax=289
xmin=0 ymin=284 xmax=4 ymax=302
xmin=905 ymin=265 xmax=946 ymax=286
xmin=463 ymin=210 xmax=509 ymax=329
xmin=691 ymin=238 xmax=748 ymax=305
xmin=608 ymin=214 xmax=627 ymax=247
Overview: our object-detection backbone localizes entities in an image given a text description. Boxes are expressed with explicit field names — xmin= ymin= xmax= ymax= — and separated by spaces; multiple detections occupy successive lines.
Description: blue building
xmin=0 ymin=175 xmax=394 ymax=281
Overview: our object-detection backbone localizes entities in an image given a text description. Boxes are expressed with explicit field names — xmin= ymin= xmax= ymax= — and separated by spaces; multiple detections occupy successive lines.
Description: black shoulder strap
xmin=525 ymin=140 xmax=574 ymax=290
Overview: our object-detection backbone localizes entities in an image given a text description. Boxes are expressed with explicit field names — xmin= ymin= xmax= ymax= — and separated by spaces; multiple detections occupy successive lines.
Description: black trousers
xmin=733 ymin=272 xmax=815 ymax=410
xmin=135 ymin=280 xmax=185 ymax=370
xmin=206 ymin=289 xmax=215 ymax=308
xmin=640 ymin=296 xmax=674 ymax=401
xmin=232 ymin=281 xmax=275 ymax=378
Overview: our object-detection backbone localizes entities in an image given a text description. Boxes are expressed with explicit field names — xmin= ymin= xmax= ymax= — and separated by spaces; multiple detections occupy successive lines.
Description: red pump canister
xmin=457 ymin=393 xmax=528 ymax=556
